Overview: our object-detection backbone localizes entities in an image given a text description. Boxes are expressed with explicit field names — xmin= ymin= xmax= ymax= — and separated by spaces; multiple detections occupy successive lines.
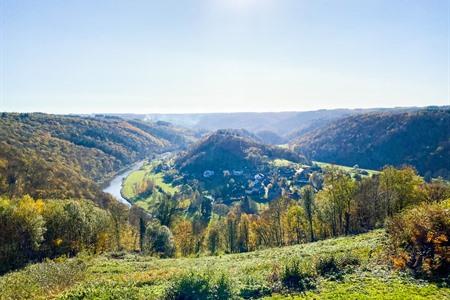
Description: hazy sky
xmin=1 ymin=0 xmax=449 ymax=113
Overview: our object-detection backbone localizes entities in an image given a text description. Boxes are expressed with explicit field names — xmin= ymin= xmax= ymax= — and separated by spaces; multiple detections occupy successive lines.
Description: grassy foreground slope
xmin=1 ymin=230 xmax=448 ymax=299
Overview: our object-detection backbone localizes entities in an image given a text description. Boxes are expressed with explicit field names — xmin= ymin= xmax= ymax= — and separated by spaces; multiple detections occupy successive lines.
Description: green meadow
xmin=1 ymin=230 xmax=447 ymax=300
xmin=121 ymin=162 xmax=178 ymax=208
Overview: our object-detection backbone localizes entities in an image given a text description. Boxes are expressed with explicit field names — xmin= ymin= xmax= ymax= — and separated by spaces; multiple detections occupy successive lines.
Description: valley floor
xmin=1 ymin=230 xmax=448 ymax=299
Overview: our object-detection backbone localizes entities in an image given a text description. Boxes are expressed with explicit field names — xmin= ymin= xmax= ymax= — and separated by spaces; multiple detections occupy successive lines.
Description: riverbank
xmin=102 ymin=160 xmax=146 ymax=206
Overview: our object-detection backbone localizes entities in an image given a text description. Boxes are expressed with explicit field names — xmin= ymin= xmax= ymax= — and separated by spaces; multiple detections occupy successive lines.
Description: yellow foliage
xmin=54 ymin=238 xmax=63 ymax=247
xmin=119 ymin=224 xmax=139 ymax=252
xmin=35 ymin=199 xmax=45 ymax=214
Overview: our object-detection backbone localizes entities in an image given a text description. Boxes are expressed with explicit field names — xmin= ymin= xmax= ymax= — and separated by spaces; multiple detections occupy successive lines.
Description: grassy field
xmin=121 ymin=162 xmax=178 ymax=207
xmin=1 ymin=230 xmax=448 ymax=299
xmin=314 ymin=161 xmax=380 ymax=176
xmin=270 ymin=158 xmax=378 ymax=177
xmin=271 ymin=158 xmax=301 ymax=168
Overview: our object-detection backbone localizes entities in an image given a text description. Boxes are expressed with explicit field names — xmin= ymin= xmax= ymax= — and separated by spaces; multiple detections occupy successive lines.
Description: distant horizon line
xmin=2 ymin=104 xmax=448 ymax=116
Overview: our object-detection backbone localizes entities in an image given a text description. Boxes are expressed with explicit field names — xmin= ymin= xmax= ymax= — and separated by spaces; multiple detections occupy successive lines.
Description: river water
xmin=102 ymin=161 xmax=145 ymax=207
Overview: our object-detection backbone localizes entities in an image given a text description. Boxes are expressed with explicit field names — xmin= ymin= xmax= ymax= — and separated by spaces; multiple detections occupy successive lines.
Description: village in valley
xmin=149 ymin=154 xmax=372 ymax=208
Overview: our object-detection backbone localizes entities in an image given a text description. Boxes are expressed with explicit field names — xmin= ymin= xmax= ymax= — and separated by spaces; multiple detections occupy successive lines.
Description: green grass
xmin=121 ymin=162 xmax=178 ymax=204
xmin=271 ymin=159 xmax=298 ymax=168
xmin=269 ymin=273 xmax=450 ymax=300
xmin=0 ymin=256 xmax=88 ymax=300
xmin=2 ymin=230 xmax=448 ymax=299
xmin=314 ymin=161 xmax=380 ymax=176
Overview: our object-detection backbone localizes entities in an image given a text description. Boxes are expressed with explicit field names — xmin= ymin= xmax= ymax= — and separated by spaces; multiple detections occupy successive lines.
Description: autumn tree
xmin=379 ymin=166 xmax=424 ymax=216
xmin=143 ymin=220 xmax=175 ymax=258
xmin=225 ymin=209 xmax=239 ymax=253
xmin=320 ymin=167 xmax=356 ymax=235
xmin=285 ymin=204 xmax=305 ymax=244
xmin=352 ymin=176 xmax=382 ymax=232
xmin=0 ymin=196 xmax=45 ymax=273
xmin=238 ymin=213 xmax=251 ymax=252
xmin=173 ymin=218 xmax=195 ymax=256
xmin=300 ymin=185 xmax=315 ymax=242
xmin=206 ymin=218 xmax=223 ymax=255
xmin=153 ymin=194 xmax=180 ymax=227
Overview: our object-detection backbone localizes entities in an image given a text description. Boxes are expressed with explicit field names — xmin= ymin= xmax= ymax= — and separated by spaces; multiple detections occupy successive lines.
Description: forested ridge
xmin=176 ymin=129 xmax=309 ymax=176
xmin=0 ymin=113 xmax=190 ymax=200
xmin=293 ymin=108 xmax=450 ymax=179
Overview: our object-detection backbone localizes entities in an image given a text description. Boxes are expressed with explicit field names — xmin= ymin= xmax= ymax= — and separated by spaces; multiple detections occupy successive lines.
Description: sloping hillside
xmin=0 ymin=113 xmax=191 ymax=200
xmin=293 ymin=108 xmax=450 ymax=179
xmin=126 ymin=119 xmax=198 ymax=149
xmin=175 ymin=129 xmax=309 ymax=177
xmin=2 ymin=230 xmax=448 ymax=299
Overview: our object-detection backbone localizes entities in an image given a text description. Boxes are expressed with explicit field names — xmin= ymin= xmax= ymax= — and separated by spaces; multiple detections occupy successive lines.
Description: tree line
xmin=2 ymin=165 xmax=448 ymax=277
xmin=145 ymin=166 xmax=449 ymax=257
xmin=0 ymin=196 xmax=137 ymax=274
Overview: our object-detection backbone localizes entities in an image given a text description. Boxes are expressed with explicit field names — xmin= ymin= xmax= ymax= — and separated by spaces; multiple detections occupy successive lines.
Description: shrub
xmin=278 ymin=259 xmax=316 ymax=293
xmin=213 ymin=274 xmax=235 ymax=300
xmin=386 ymin=199 xmax=450 ymax=280
xmin=338 ymin=252 xmax=361 ymax=268
xmin=314 ymin=252 xmax=360 ymax=280
xmin=164 ymin=272 xmax=234 ymax=300
xmin=315 ymin=255 xmax=342 ymax=280
xmin=238 ymin=277 xmax=272 ymax=299
xmin=0 ymin=257 xmax=87 ymax=300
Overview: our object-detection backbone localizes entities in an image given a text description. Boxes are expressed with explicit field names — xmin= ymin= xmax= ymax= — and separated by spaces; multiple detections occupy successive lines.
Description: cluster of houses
xmin=204 ymin=169 xmax=244 ymax=178
xmin=198 ymin=163 xmax=324 ymax=202
xmin=153 ymin=156 xmax=326 ymax=204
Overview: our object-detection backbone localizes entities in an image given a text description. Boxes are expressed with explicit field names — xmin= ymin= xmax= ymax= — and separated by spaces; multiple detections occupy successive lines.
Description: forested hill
xmin=176 ymin=129 xmax=309 ymax=177
xmin=0 ymin=113 xmax=193 ymax=200
xmin=292 ymin=108 xmax=450 ymax=179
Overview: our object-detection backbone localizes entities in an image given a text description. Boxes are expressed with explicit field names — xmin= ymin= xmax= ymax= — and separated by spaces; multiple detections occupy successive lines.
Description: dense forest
xmin=0 ymin=113 xmax=194 ymax=200
xmin=175 ymin=129 xmax=309 ymax=177
xmin=293 ymin=108 xmax=450 ymax=179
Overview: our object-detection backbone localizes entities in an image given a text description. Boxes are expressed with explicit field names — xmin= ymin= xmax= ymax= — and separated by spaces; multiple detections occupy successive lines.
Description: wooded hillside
xmin=293 ymin=108 xmax=450 ymax=179
xmin=0 ymin=113 xmax=190 ymax=200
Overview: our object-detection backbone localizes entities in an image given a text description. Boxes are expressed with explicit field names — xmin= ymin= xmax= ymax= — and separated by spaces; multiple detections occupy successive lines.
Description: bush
xmin=338 ymin=252 xmax=361 ymax=268
xmin=277 ymin=259 xmax=316 ymax=293
xmin=0 ymin=257 xmax=87 ymax=300
xmin=238 ymin=277 xmax=272 ymax=299
xmin=315 ymin=255 xmax=342 ymax=279
xmin=164 ymin=272 xmax=234 ymax=300
xmin=386 ymin=199 xmax=450 ymax=280
xmin=314 ymin=252 xmax=360 ymax=280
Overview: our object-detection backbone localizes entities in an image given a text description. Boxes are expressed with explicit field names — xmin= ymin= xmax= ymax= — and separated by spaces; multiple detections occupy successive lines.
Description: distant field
xmin=122 ymin=162 xmax=178 ymax=206
xmin=314 ymin=161 xmax=380 ymax=176
xmin=270 ymin=159 xmax=379 ymax=177
xmin=2 ymin=230 xmax=448 ymax=299
xmin=271 ymin=158 xmax=299 ymax=167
